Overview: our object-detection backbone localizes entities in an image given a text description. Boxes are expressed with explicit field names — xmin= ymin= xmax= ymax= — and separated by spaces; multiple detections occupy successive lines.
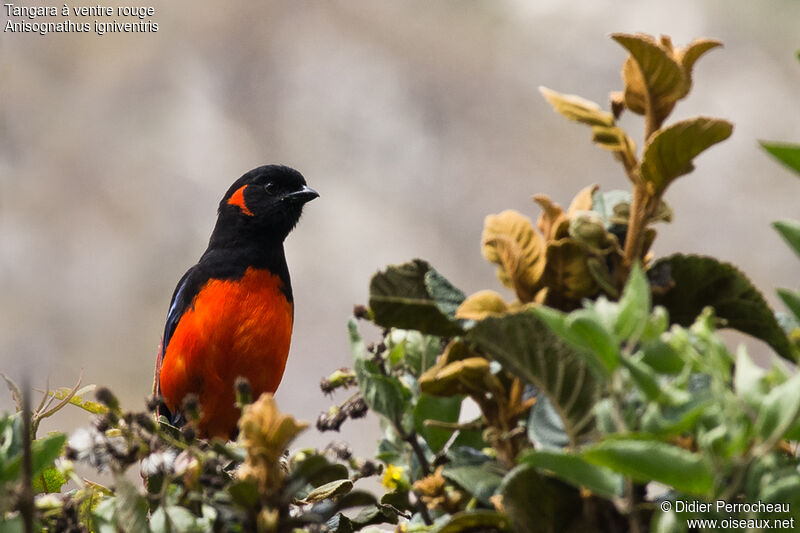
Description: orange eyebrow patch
xmin=227 ymin=185 xmax=254 ymax=216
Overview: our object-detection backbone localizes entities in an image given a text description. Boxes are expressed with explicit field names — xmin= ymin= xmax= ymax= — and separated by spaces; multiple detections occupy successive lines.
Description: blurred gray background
xmin=2 ymin=0 xmax=799 ymax=454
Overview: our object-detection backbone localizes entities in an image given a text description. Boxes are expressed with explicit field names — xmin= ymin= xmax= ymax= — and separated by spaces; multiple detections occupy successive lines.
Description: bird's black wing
xmin=156 ymin=263 xmax=209 ymax=425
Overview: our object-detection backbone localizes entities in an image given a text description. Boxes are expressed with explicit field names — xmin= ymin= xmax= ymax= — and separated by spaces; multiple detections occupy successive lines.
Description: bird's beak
xmin=284 ymin=185 xmax=319 ymax=204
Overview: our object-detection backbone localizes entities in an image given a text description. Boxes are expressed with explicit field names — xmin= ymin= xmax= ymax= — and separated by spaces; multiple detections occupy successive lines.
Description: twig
xmin=20 ymin=381 xmax=34 ymax=533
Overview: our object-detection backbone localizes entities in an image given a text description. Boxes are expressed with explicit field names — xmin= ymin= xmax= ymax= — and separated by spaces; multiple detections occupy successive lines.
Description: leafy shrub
xmin=2 ymin=33 xmax=800 ymax=533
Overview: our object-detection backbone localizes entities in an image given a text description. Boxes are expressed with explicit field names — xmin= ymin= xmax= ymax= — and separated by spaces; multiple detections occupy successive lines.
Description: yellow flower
xmin=381 ymin=464 xmax=406 ymax=491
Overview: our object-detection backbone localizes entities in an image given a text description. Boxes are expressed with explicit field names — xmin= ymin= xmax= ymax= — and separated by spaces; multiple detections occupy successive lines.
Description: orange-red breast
xmin=154 ymin=165 xmax=318 ymax=439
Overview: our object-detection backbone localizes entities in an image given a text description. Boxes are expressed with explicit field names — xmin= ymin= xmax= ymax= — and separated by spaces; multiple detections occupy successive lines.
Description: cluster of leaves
xmin=0 ymin=378 xmax=389 ymax=533
xmin=315 ymin=35 xmax=800 ymax=532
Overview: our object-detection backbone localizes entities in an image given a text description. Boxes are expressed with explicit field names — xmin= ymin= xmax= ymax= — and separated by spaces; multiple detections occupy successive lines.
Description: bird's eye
xmin=264 ymin=182 xmax=276 ymax=195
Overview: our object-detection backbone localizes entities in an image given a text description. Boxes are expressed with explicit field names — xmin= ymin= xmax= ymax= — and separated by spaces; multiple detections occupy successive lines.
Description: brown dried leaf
xmin=613 ymin=33 xmax=686 ymax=121
xmin=456 ymin=290 xmax=508 ymax=320
xmin=482 ymin=210 xmax=546 ymax=302
xmin=419 ymin=357 xmax=492 ymax=397
xmin=539 ymin=87 xmax=615 ymax=127
xmin=543 ymin=239 xmax=598 ymax=306
xmin=566 ymin=185 xmax=598 ymax=217
xmin=677 ymin=39 xmax=723 ymax=87
xmin=532 ymin=195 xmax=567 ymax=241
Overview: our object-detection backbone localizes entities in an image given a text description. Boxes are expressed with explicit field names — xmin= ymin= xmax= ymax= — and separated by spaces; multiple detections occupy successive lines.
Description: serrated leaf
xmin=651 ymin=254 xmax=794 ymax=361
xmin=761 ymin=141 xmax=800 ymax=176
xmin=368 ymin=260 xmax=464 ymax=337
xmin=517 ymin=449 xmax=624 ymax=499
xmin=455 ymin=290 xmax=508 ymax=320
xmin=467 ymin=310 xmax=599 ymax=445
xmin=539 ymin=86 xmax=615 ymax=127
xmin=612 ymin=33 xmax=686 ymax=118
xmin=583 ymin=438 xmax=713 ymax=496
xmin=773 ymin=220 xmax=800 ymax=260
xmin=482 ymin=210 xmax=546 ymax=302
xmin=639 ymin=117 xmax=733 ymax=195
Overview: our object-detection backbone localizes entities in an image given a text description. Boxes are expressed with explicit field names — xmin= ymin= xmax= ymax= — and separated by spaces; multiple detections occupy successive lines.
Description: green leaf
xmin=0 ymin=516 xmax=24 ymax=533
xmin=354 ymin=359 xmax=411 ymax=428
xmin=499 ymin=464 xmax=581 ymax=533
xmin=32 ymin=465 xmax=67 ymax=494
xmin=1 ymin=432 xmax=66 ymax=483
xmin=349 ymin=320 xmax=412 ymax=427
xmin=228 ymin=479 xmax=259 ymax=508
xmin=640 ymin=339 xmax=684 ymax=375
xmin=620 ymin=357 xmax=662 ymax=401
xmin=639 ymin=117 xmax=733 ymax=195
xmin=734 ymin=346 xmax=766 ymax=407
xmin=114 ymin=475 xmax=149 ymax=533
xmin=369 ymin=260 xmax=464 ymax=337
xmin=778 ymin=289 xmax=800 ymax=320
xmin=517 ymin=449 xmax=624 ymax=499
xmin=591 ymin=189 xmax=631 ymax=227
xmin=438 ymin=511 xmax=511 ymax=533
xmin=469 ymin=310 xmax=599 ymax=445
xmin=414 ymin=394 xmax=461 ymax=453
xmin=326 ymin=514 xmax=353 ymax=533
xmin=425 ymin=268 xmax=466 ymax=320
xmin=533 ymin=306 xmax=612 ymax=376
xmin=565 ymin=310 xmax=620 ymax=372
xmin=583 ymin=438 xmax=713 ymax=495
xmin=650 ymin=510 xmax=688 ymax=533
xmin=651 ymin=254 xmax=794 ymax=361
xmin=773 ymin=220 xmax=800 ymax=260
xmin=350 ymin=504 xmax=398 ymax=528
xmin=755 ymin=372 xmax=800 ymax=448
xmin=615 ymin=263 xmax=651 ymax=342
xmin=443 ymin=462 xmax=505 ymax=505
xmin=528 ymin=394 xmax=569 ymax=449
xmin=387 ymin=330 xmax=440 ymax=376
xmin=151 ymin=506 xmax=209 ymax=533
xmin=761 ymin=141 xmax=800 ymax=176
